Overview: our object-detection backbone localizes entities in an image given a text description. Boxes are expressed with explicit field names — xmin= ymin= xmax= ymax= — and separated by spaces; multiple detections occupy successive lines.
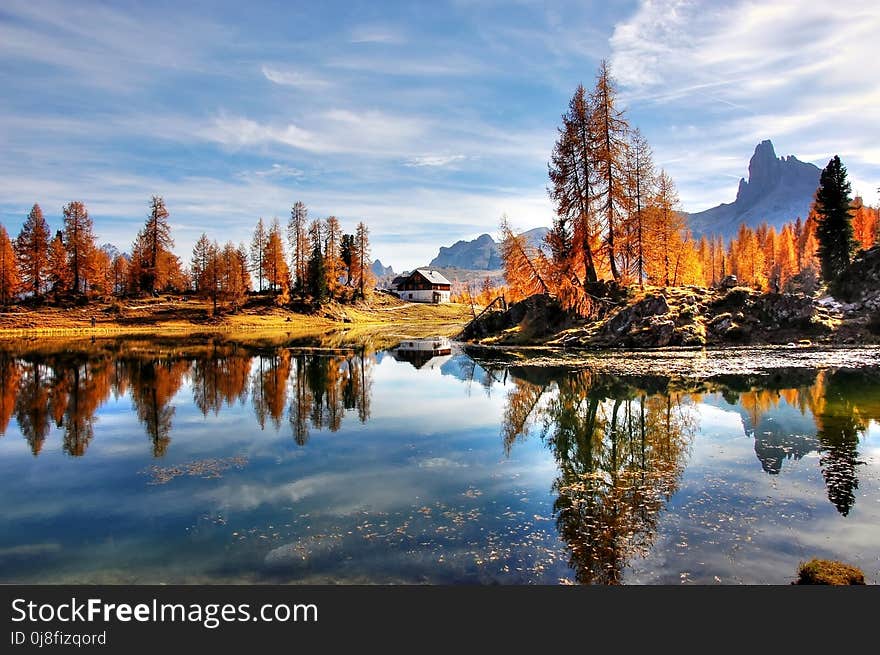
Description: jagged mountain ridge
xmin=428 ymin=227 xmax=549 ymax=270
xmin=687 ymin=140 xmax=821 ymax=239
xmin=371 ymin=259 xmax=395 ymax=278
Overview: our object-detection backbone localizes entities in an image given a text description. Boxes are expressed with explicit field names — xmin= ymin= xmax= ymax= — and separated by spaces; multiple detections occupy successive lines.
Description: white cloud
xmin=611 ymin=0 xmax=880 ymax=208
xmin=201 ymin=110 xmax=429 ymax=157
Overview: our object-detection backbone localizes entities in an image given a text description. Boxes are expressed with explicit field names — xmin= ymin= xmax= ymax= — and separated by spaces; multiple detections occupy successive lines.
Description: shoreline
xmin=463 ymin=342 xmax=880 ymax=378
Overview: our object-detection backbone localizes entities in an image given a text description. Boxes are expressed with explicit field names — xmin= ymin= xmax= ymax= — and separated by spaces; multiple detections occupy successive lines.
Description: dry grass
xmin=0 ymin=294 xmax=474 ymax=342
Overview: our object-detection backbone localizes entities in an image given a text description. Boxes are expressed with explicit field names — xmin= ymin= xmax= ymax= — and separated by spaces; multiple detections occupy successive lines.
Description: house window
xmin=408 ymin=293 xmax=413 ymax=299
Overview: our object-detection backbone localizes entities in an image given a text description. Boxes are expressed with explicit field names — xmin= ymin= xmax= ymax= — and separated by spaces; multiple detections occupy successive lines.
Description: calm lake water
xmin=0 ymin=337 xmax=878 ymax=584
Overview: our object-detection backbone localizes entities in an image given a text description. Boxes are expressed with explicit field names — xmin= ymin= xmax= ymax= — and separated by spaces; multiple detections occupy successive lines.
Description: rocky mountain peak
xmin=687 ymin=139 xmax=822 ymax=238
xmin=737 ymin=139 xmax=782 ymax=208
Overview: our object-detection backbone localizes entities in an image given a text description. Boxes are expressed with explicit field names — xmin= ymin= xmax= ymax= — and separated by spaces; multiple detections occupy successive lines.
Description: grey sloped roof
xmin=413 ymin=269 xmax=451 ymax=285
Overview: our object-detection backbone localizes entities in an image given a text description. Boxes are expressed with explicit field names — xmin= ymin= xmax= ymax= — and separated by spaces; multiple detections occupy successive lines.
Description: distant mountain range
xmin=371 ymin=259 xmax=395 ymax=278
xmin=686 ymin=139 xmax=821 ymax=239
xmin=391 ymin=139 xmax=820 ymax=277
xmin=428 ymin=227 xmax=549 ymax=271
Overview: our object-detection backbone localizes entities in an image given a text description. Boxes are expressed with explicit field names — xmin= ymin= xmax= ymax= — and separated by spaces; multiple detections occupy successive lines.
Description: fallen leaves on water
xmin=142 ymin=455 xmax=248 ymax=485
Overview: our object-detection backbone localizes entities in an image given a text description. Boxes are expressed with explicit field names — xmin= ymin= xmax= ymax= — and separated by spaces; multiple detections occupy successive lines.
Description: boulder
xmin=606 ymin=293 xmax=669 ymax=336
xmin=720 ymin=275 xmax=738 ymax=289
xmin=629 ymin=318 xmax=675 ymax=347
xmin=756 ymin=293 xmax=815 ymax=328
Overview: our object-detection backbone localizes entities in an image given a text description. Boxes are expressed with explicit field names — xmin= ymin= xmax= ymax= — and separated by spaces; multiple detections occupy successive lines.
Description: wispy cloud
xmin=610 ymin=0 xmax=880 ymax=210
xmin=261 ymin=65 xmax=331 ymax=89
xmin=405 ymin=155 xmax=467 ymax=168
xmin=349 ymin=23 xmax=406 ymax=44
xmin=201 ymin=109 xmax=429 ymax=157
xmin=249 ymin=164 xmax=305 ymax=180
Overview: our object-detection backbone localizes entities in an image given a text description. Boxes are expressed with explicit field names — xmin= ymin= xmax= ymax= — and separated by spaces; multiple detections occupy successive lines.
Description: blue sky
xmin=1 ymin=0 xmax=878 ymax=272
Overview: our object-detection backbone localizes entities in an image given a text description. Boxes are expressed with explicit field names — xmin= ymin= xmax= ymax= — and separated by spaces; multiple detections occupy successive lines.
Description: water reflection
xmin=497 ymin=369 xmax=695 ymax=583
xmin=0 ymin=339 xmax=878 ymax=584
xmin=488 ymin=363 xmax=880 ymax=581
xmin=0 ymin=342 xmax=378 ymax=456
xmin=710 ymin=370 xmax=873 ymax=517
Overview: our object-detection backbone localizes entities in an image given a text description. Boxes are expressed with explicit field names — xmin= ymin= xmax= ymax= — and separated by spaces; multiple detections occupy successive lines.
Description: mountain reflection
xmin=493 ymin=363 xmax=880 ymax=582
xmin=716 ymin=369 xmax=877 ymax=516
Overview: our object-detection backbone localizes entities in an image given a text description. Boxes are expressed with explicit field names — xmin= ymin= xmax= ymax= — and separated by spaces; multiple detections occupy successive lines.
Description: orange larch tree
xmin=47 ymin=231 xmax=71 ymax=293
xmin=15 ymin=204 xmax=50 ymax=296
xmin=61 ymin=201 xmax=96 ymax=294
xmin=590 ymin=60 xmax=630 ymax=281
xmin=643 ymin=170 xmax=686 ymax=286
xmin=0 ymin=225 xmax=20 ymax=305
xmin=264 ymin=219 xmax=289 ymax=294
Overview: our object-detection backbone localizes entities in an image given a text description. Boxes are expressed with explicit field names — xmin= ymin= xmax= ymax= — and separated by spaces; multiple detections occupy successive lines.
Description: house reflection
xmin=391 ymin=338 xmax=452 ymax=370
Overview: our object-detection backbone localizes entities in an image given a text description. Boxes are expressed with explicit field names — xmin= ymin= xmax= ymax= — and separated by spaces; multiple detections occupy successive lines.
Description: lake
xmin=0 ymin=336 xmax=878 ymax=584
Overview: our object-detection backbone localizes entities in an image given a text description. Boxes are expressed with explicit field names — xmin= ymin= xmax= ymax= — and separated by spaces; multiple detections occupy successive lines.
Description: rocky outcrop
xmin=457 ymin=293 xmax=576 ymax=342
xmin=459 ymin=284 xmax=859 ymax=348
xmin=833 ymin=246 xmax=880 ymax=307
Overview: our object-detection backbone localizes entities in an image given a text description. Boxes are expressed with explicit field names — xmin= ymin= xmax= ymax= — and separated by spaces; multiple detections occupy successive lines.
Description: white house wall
xmin=398 ymin=289 xmax=451 ymax=303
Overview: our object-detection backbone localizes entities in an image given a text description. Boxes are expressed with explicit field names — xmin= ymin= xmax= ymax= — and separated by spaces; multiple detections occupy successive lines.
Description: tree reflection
xmin=0 ymin=353 xmax=21 ymax=436
xmin=127 ymin=358 xmax=189 ymax=457
xmin=289 ymin=349 xmax=374 ymax=445
xmin=500 ymin=369 xmax=696 ymax=584
xmin=192 ymin=348 xmax=251 ymax=416
xmin=14 ymin=360 xmax=51 ymax=455
xmin=251 ymin=350 xmax=291 ymax=430
xmin=0 ymin=341 xmax=379 ymax=457
xmin=722 ymin=369 xmax=876 ymax=516
xmin=811 ymin=370 xmax=873 ymax=517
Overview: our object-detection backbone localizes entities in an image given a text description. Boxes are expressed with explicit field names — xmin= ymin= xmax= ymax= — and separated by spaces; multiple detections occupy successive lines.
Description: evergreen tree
xmin=190 ymin=233 xmax=213 ymax=294
xmin=137 ymin=195 xmax=173 ymax=293
xmin=307 ymin=240 xmax=328 ymax=305
xmin=48 ymin=231 xmax=70 ymax=292
xmin=814 ymin=155 xmax=857 ymax=283
xmin=340 ymin=234 xmax=355 ymax=286
xmin=287 ymin=202 xmax=308 ymax=295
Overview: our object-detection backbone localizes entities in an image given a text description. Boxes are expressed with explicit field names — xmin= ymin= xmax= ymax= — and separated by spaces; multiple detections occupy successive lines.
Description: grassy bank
xmin=0 ymin=293 xmax=474 ymax=342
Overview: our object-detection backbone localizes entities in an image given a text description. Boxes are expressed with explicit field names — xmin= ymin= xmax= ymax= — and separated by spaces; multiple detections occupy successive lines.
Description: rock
xmin=817 ymin=295 xmax=842 ymax=309
xmin=832 ymin=245 xmax=880 ymax=302
xmin=708 ymin=312 xmax=749 ymax=341
xmin=795 ymin=559 xmax=865 ymax=585
xmin=629 ymin=318 xmax=675 ymax=347
xmin=709 ymin=313 xmax=733 ymax=334
xmin=720 ymin=275 xmax=738 ymax=289
xmin=650 ymin=319 xmax=675 ymax=347
xmin=606 ymin=293 xmax=669 ymax=336
xmin=674 ymin=323 xmax=706 ymax=347
xmin=757 ymin=293 xmax=816 ymax=327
